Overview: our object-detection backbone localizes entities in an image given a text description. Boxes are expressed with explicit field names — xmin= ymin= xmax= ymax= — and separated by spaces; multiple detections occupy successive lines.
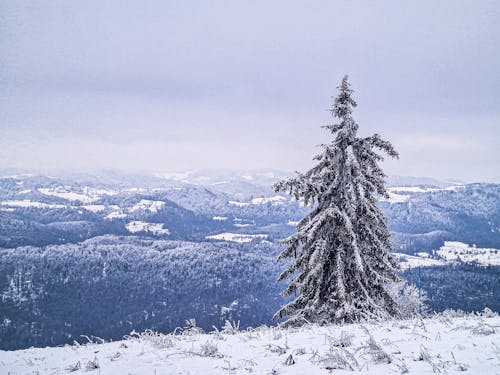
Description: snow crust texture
xmin=1 ymin=313 xmax=499 ymax=374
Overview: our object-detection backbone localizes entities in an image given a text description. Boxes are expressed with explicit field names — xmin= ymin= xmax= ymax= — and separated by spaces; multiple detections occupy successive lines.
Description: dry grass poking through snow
xmin=1 ymin=311 xmax=500 ymax=374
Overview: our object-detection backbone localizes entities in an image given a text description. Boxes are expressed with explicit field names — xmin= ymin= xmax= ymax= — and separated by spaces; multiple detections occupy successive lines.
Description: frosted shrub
xmin=328 ymin=330 xmax=354 ymax=348
xmin=481 ymin=307 xmax=497 ymax=318
xmin=360 ymin=326 xmax=392 ymax=364
xmin=283 ymin=354 xmax=295 ymax=366
xmin=85 ymin=357 xmax=99 ymax=371
xmin=65 ymin=361 xmax=81 ymax=372
xmin=179 ymin=319 xmax=204 ymax=336
xmin=221 ymin=320 xmax=240 ymax=335
xmin=138 ymin=329 xmax=173 ymax=349
xmin=388 ymin=280 xmax=427 ymax=318
xmin=442 ymin=309 xmax=467 ymax=318
xmin=471 ymin=322 xmax=496 ymax=336
xmin=200 ymin=340 xmax=222 ymax=358
xmin=318 ymin=347 xmax=358 ymax=371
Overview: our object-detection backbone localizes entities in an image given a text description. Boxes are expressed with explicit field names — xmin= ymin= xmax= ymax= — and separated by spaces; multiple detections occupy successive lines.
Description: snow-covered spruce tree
xmin=273 ymin=75 xmax=402 ymax=326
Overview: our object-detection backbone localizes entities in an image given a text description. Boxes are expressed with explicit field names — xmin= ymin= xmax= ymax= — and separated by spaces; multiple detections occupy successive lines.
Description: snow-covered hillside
xmin=205 ymin=232 xmax=268 ymax=243
xmin=1 ymin=312 xmax=498 ymax=374
xmin=1 ymin=172 xmax=498 ymax=254
xmin=394 ymin=241 xmax=500 ymax=269
xmin=436 ymin=241 xmax=500 ymax=266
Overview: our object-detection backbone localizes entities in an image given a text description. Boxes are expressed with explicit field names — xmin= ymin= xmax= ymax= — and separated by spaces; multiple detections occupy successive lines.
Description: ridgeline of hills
xmin=0 ymin=170 xmax=499 ymax=350
xmin=1 ymin=170 xmax=498 ymax=252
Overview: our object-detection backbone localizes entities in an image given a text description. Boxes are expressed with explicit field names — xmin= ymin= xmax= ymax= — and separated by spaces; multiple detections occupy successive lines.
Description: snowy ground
xmin=394 ymin=241 xmax=500 ymax=269
xmin=205 ymin=232 xmax=268 ymax=243
xmin=436 ymin=241 xmax=500 ymax=266
xmin=1 ymin=312 xmax=499 ymax=374
xmin=393 ymin=253 xmax=446 ymax=269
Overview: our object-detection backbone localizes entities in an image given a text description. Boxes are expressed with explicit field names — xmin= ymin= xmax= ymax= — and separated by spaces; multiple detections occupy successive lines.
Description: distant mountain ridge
xmin=0 ymin=171 xmax=499 ymax=350
xmin=0 ymin=171 xmax=498 ymax=251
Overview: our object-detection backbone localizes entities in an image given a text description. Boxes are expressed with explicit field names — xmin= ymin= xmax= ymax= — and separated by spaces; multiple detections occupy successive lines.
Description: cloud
xmin=394 ymin=135 xmax=481 ymax=152
xmin=0 ymin=1 xmax=499 ymax=181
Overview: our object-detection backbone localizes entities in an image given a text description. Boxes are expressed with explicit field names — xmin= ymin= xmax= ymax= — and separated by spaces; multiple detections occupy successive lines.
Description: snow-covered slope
xmin=205 ymin=232 xmax=268 ymax=243
xmin=436 ymin=241 xmax=500 ymax=266
xmin=1 ymin=312 xmax=498 ymax=374
xmin=1 ymin=172 xmax=498 ymax=253
xmin=394 ymin=241 xmax=500 ymax=269
xmin=125 ymin=221 xmax=169 ymax=235
xmin=394 ymin=253 xmax=447 ymax=269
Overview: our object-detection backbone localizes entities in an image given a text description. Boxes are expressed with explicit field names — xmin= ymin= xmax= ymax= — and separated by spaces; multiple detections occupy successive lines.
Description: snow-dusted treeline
xmin=0 ymin=236 xmax=284 ymax=350
xmin=1 ymin=230 xmax=499 ymax=350
xmin=0 ymin=174 xmax=498 ymax=252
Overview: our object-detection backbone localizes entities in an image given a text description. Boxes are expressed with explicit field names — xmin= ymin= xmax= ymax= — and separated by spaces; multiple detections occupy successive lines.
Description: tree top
xmin=331 ymin=75 xmax=357 ymax=119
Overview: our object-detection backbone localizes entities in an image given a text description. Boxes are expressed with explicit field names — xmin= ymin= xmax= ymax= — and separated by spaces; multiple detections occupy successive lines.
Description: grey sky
xmin=1 ymin=1 xmax=499 ymax=181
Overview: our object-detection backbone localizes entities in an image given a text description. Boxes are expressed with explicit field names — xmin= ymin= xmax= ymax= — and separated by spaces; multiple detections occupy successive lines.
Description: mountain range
xmin=0 ymin=170 xmax=498 ymax=349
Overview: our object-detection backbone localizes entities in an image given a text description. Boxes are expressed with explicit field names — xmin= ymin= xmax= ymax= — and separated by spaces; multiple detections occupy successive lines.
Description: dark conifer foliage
xmin=274 ymin=76 xmax=401 ymax=325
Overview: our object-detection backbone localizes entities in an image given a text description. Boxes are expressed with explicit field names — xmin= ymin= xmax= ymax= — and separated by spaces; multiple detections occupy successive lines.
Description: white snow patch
xmin=444 ymin=185 xmax=466 ymax=191
xmin=394 ymin=253 xmax=446 ymax=269
xmin=288 ymin=220 xmax=300 ymax=226
xmin=1 ymin=314 xmax=499 ymax=375
xmin=206 ymin=232 xmax=268 ymax=243
xmin=105 ymin=211 xmax=127 ymax=220
xmin=16 ymin=189 xmax=32 ymax=195
xmin=38 ymin=186 xmax=116 ymax=203
xmin=229 ymin=196 xmax=287 ymax=206
xmin=212 ymin=216 xmax=228 ymax=221
xmin=125 ymin=221 xmax=169 ymax=235
xmin=0 ymin=173 xmax=34 ymax=179
xmin=125 ymin=187 xmax=147 ymax=193
xmin=251 ymin=196 xmax=287 ymax=205
xmin=82 ymin=205 xmax=106 ymax=213
xmin=129 ymin=199 xmax=165 ymax=213
xmin=210 ymin=181 xmax=229 ymax=186
xmin=379 ymin=192 xmax=410 ymax=204
xmin=388 ymin=185 xmax=465 ymax=194
xmin=380 ymin=185 xmax=465 ymax=203
xmin=228 ymin=200 xmax=250 ymax=207
xmin=0 ymin=200 xmax=67 ymax=209
xmin=436 ymin=241 xmax=500 ymax=266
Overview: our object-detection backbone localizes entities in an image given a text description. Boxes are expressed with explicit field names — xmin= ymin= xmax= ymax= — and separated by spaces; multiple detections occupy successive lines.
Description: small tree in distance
xmin=273 ymin=75 xmax=404 ymax=326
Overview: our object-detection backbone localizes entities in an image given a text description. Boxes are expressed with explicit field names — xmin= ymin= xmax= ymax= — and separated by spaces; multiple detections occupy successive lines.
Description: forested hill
xmin=1 ymin=235 xmax=499 ymax=350
xmin=0 ymin=172 xmax=498 ymax=252
xmin=0 ymin=171 xmax=499 ymax=349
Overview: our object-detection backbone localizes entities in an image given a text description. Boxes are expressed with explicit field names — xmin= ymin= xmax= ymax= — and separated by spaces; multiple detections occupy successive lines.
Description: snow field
xmin=436 ymin=241 xmax=500 ymax=266
xmin=205 ymin=233 xmax=268 ymax=243
xmin=125 ymin=221 xmax=170 ymax=235
xmin=1 ymin=312 xmax=499 ymax=374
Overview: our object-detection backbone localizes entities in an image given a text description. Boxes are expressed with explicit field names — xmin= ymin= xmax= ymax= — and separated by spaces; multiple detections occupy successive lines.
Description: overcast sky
xmin=1 ymin=1 xmax=499 ymax=181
